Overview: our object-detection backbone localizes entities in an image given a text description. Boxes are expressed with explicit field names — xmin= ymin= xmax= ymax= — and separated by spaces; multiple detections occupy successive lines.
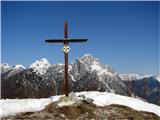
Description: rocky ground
xmin=2 ymin=96 xmax=160 ymax=120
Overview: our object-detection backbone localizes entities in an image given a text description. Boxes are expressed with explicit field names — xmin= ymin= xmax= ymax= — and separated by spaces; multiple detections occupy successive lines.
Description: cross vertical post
xmin=45 ymin=21 xmax=87 ymax=96
xmin=64 ymin=21 xmax=69 ymax=96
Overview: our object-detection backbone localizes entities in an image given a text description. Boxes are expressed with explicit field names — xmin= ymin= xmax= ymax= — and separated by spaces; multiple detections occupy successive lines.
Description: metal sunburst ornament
xmin=62 ymin=44 xmax=71 ymax=53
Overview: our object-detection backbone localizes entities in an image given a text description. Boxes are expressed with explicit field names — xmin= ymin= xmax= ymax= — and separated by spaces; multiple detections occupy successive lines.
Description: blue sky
xmin=1 ymin=1 xmax=159 ymax=75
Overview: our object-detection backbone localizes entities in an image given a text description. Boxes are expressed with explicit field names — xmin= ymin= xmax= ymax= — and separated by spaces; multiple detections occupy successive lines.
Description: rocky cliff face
xmin=1 ymin=68 xmax=55 ymax=98
xmin=43 ymin=54 xmax=128 ymax=96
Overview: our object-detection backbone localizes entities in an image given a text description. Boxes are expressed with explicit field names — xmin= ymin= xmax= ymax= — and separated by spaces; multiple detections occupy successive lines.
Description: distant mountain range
xmin=120 ymin=74 xmax=160 ymax=105
xmin=1 ymin=54 xmax=159 ymax=105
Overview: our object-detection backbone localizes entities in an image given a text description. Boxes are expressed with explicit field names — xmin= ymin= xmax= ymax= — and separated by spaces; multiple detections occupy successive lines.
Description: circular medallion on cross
xmin=62 ymin=45 xmax=71 ymax=53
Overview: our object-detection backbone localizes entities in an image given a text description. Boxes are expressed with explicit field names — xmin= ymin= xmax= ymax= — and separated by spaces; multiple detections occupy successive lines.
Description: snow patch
xmin=76 ymin=91 xmax=160 ymax=116
xmin=0 ymin=98 xmax=52 ymax=117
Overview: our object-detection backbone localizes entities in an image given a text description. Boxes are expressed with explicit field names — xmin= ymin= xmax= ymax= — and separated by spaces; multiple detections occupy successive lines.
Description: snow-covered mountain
xmin=44 ymin=54 xmax=128 ymax=96
xmin=73 ymin=54 xmax=116 ymax=78
xmin=1 ymin=63 xmax=12 ymax=74
xmin=120 ymin=74 xmax=154 ymax=81
xmin=1 ymin=54 xmax=128 ymax=99
xmin=122 ymin=74 xmax=160 ymax=105
xmin=1 ymin=63 xmax=25 ymax=73
xmin=29 ymin=58 xmax=51 ymax=75
xmin=12 ymin=64 xmax=25 ymax=73
xmin=71 ymin=54 xmax=126 ymax=94
xmin=1 ymin=63 xmax=25 ymax=79
xmin=1 ymin=54 xmax=159 ymax=105
xmin=120 ymin=74 xmax=141 ymax=81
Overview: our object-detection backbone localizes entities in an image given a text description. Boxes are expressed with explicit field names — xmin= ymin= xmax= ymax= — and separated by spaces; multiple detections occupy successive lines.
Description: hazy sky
xmin=1 ymin=1 xmax=159 ymax=75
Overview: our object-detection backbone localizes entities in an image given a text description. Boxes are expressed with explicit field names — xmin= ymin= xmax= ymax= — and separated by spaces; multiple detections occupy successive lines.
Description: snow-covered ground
xmin=76 ymin=92 xmax=160 ymax=116
xmin=0 ymin=92 xmax=160 ymax=117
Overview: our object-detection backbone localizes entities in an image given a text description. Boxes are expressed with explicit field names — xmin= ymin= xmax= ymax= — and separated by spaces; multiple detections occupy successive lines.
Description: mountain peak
xmin=78 ymin=54 xmax=98 ymax=66
xmin=1 ymin=63 xmax=12 ymax=74
xmin=29 ymin=58 xmax=51 ymax=75
xmin=83 ymin=53 xmax=95 ymax=58
xmin=81 ymin=54 xmax=98 ymax=60
xmin=13 ymin=64 xmax=25 ymax=70
xmin=75 ymin=54 xmax=116 ymax=77
xmin=1 ymin=63 xmax=12 ymax=68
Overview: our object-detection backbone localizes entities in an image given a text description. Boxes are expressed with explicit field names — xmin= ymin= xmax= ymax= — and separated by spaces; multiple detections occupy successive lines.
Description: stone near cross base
xmin=57 ymin=96 xmax=75 ymax=107
xmin=55 ymin=93 xmax=94 ymax=107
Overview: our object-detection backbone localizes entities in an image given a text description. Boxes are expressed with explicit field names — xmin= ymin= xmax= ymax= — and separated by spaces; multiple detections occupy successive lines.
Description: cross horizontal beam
xmin=45 ymin=39 xmax=87 ymax=43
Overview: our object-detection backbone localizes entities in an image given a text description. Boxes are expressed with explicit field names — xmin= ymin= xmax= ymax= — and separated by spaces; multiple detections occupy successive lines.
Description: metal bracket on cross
xmin=62 ymin=44 xmax=71 ymax=53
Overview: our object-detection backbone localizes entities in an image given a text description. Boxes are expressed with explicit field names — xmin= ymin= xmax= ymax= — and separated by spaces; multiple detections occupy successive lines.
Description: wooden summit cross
xmin=45 ymin=21 xmax=87 ymax=96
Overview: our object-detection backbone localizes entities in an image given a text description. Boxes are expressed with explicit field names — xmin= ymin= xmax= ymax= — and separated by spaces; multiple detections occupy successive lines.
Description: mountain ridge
xmin=1 ymin=54 xmax=158 ymax=78
xmin=1 ymin=54 xmax=159 ymax=105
